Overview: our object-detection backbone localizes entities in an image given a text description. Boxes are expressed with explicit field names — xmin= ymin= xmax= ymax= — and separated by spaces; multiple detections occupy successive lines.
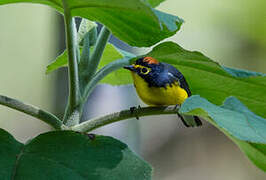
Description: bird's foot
xmin=174 ymin=104 xmax=180 ymax=110
xmin=130 ymin=105 xmax=141 ymax=120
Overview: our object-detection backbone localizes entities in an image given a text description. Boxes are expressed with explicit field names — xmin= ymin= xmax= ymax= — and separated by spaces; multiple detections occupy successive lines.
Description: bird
xmin=124 ymin=56 xmax=202 ymax=127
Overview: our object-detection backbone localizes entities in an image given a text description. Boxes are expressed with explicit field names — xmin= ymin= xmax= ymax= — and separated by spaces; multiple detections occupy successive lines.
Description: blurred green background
xmin=0 ymin=0 xmax=265 ymax=179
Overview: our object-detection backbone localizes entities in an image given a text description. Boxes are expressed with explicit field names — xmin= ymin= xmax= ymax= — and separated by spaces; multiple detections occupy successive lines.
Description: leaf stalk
xmin=0 ymin=95 xmax=62 ymax=130
xmin=84 ymin=26 xmax=111 ymax=84
xmin=82 ymin=58 xmax=131 ymax=102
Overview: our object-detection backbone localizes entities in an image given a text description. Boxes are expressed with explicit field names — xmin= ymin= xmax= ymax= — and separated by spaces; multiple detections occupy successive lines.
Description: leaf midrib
xmin=243 ymin=113 xmax=266 ymax=143
xmin=194 ymin=87 xmax=266 ymax=106
xmin=178 ymin=62 xmax=266 ymax=93
xmin=13 ymin=151 xmax=88 ymax=179
xmin=11 ymin=145 xmax=25 ymax=180
xmin=69 ymin=4 xmax=143 ymax=11
xmin=155 ymin=53 xmax=266 ymax=87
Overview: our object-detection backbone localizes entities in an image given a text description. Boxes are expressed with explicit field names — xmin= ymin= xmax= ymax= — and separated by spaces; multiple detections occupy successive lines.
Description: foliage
xmin=180 ymin=95 xmax=266 ymax=171
xmin=0 ymin=0 xmax=182 ymax=47
xmin=46 ymin=44 xmax=123 ymax=75
xmin=0 ymin=129 xmax=152 ymax=179
xmin=0 ymin=0 xmax=265 ymax=179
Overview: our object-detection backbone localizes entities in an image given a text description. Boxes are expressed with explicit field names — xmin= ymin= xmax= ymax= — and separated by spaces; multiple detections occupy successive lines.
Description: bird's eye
xmin=141 ymin=67 xmax=149 ymax=74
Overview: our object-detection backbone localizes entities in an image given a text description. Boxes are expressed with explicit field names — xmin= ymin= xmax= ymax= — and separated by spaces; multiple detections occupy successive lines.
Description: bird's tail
xmin=177 ymin=113 xmax=202 ymax=127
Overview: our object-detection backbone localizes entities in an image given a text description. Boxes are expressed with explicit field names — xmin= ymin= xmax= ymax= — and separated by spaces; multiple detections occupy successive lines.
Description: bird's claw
xmin=174 ymin=104 xmax=180 ymax=110
xmin=130 ymin=105 xmax=141 ymax=120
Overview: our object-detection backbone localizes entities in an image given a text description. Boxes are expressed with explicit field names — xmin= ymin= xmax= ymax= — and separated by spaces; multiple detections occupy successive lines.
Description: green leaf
xmin=142 ymin=0 xmax=166 ymax=7
xmin=0 ymin=128 xmax=23 ymax=179
xmin=180 ymin=95 xmax=266 ymax=144
xmin=145 ymin=41 xmax=266 ymax=118
xmin=0 ymin=129 xmax=152 ymax=179
xmin=0 ymin=0 xmax=183 ymax=47
xmin=233 ymin=139 xmax=266 ymax=172
xmin=179 ymin=95 xmax=266 ymax=171
xmin=222 ymin=66 xmax=266 ymax=78
xmin=106 ymin=41 xmax=266 ymax=118
xmin=98 ymin=48 xmax=136 ymax=85
xmin=46 ymin=43 xmax=123 ymax=74
xmin=46 ymin=50 xmax=68 ymax=74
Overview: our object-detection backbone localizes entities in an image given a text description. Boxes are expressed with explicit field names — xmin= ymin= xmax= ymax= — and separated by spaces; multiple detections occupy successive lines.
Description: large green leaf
xmin=145 ymin=42 xmax=266 ymax=118
xmin=180 ymin=95 xmax=266 ymax=144
xmin=0 ymin=129 xmax=23 ymax=178
xmin=0 ymin=129 xmax=152 ymax=179
xmin=104 ymin=41 xmax=266 ymax=118
xmin=144 ymin=0 xmax=166 ymax=7
xmin=179 ymin=95 xmax=266 ymax=171
xmin=233 ymin=138 xmax=266 ymax=172
xmin=0 ymin=0 xmax=183 ymax=47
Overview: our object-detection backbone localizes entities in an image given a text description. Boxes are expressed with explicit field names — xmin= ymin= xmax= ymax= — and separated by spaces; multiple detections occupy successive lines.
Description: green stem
xmin=62 ymin=1 xmax=81 ymax=125
xmin=71 ymin=105 xmax=180 ymax=132
xmin=0 ymin=95 xmax=62 ymax=130
xmin=79 ymin=32 xmax=91 ymax=92
xmin=84 ymin=26 xmax=111 ymax=83
xmin=79 ymin=20 xmax=97 ymax=93
xmin=82 ymin=58 xmax=131 ymax=102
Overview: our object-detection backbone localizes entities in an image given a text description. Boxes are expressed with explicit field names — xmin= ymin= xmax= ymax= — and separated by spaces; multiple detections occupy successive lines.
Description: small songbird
xmin=124 ymin=56 xmax=202 ymax=127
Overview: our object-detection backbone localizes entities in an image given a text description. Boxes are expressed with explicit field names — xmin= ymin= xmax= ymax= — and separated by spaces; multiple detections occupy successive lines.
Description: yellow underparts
xmin=131 ymin=72 xmax=188 ymax=106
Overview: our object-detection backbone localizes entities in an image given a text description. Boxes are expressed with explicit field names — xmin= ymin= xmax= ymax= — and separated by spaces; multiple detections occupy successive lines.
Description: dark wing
xmin=163 ymin=63 xmax=202 ymax=127
xmin=163 ymin=63 xmax=192 ymax=96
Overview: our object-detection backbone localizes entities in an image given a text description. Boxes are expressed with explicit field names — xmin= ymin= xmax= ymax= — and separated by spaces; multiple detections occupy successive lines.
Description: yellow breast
xmin=131 ymin=72 xmax=188 ymax=106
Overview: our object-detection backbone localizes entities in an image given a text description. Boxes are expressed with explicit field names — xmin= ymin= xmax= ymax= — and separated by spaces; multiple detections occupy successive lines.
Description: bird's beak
xmin=123 ymin=65 xmax=135 ymax=71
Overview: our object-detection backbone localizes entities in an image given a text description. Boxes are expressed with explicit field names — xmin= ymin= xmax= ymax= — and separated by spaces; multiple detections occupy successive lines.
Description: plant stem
xmin=71 ymin=105 xmax=180 ymax=132
xmin=84 ymin=26 xmax=111 ymax=84
xmin=0 ymin=95 xmax=62 ymax=129
xmin=79 ymin=32 xmax=91 ymax=92
xmin=82 ymin=57 xmax=131 ymax=102
xmin=62 ymin=1 xmax=81 ymax=126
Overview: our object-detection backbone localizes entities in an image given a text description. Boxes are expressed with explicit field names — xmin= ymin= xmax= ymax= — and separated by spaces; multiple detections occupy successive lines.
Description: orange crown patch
xmin=143 ymin=57 xmax=159 ymax=64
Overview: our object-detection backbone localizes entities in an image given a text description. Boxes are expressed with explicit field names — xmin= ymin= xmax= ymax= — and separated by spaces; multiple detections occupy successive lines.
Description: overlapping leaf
xmin=180 ymin=95 xmax=266 ymax=144
xmin=179 ymin=95 xmax=266 ymax=171
xmin=97 ymin=41 xmax=266 ymax=171
xmin=145 ymin=42 xmax=266 ymax=118
xmin=0 ymin=0 xmax=182 ymax=47
xmin=102 ymin=41 xmax=266 ymax=118
xmin=233 ymin=138 xmax=266 ymax=172
xmin=0 ymin=129 xmax=152 ymax=179
xmin=143 ymin=0 xmax=166 ymax=7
